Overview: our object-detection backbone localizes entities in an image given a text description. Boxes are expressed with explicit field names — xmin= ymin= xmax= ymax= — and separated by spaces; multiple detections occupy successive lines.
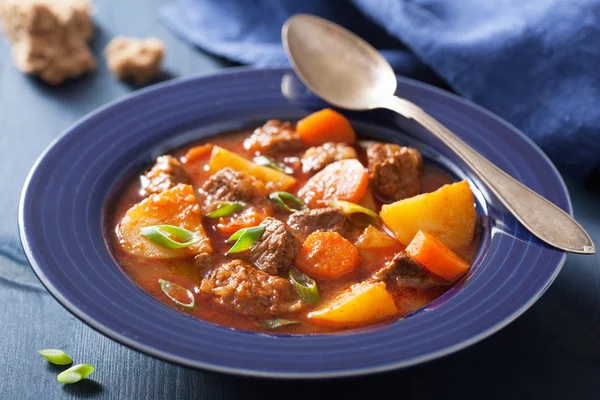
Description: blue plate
xmin=19 ymin=67 xmax=568 ymax=378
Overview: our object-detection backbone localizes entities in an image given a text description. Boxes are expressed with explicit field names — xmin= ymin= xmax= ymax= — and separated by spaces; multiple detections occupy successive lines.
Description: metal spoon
xmin=282 ymin=14 xmax=595 ymax=254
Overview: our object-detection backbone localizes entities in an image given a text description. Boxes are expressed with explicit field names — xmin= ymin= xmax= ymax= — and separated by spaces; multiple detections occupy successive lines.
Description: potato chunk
xmin=118 ymin=184 xmax=212 ymax=258
xmin=208 ymin=146 xmax=296 ymax=191
xmin=355 ymin=225 xmax=397 ymax=251
xmin=380 ymin=180 xmax=476 ymax=252
xmin=307 ymin=281 xmax=398 ymax=327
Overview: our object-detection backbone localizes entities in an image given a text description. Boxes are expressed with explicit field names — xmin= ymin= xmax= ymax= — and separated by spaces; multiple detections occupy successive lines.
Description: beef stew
xmin=106 ymin=108 xmax=479 ymax=334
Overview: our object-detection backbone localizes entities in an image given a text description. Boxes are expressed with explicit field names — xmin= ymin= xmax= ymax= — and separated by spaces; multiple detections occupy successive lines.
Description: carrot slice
xmin=405 ymin=230 xmax=470 ymax=282
xmin=215 ymin=208 xmax=269 ymax=234
xmin=295 ymin=232 xmax=359 ymax=279
xmin=182 ymin=144 xmax=214 ymax=165
xmin=298 ymin=159 xmax=369 ymax=208
xmin=297 ymin=108 xmax=356 ymax=146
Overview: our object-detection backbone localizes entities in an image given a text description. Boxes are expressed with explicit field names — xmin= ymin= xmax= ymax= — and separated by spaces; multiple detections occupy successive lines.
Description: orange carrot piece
xmin=215 ymin=208 xmax=269 ymax=234
xmin=295 ymin=232 xmax=359 ymax=279
xmin=297 ymin=108 xmax=356 ymax=146
xmin=405 ymin=230 xmax=470 ymax=282
xmin=182 ymin=144 xmax=214 ymax=165
xmin=298 ymin=159 xmax=369 ymax=208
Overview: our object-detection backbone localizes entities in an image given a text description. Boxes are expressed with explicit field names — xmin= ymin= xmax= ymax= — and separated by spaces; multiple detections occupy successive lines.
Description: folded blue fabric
xmin=161 ymin=0 xmax=600 ymax=177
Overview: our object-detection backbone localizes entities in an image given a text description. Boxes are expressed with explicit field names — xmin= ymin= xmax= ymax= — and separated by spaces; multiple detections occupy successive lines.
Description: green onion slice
xmin=159 ymin=279 xmax=195 ymax=308
xmin=206 ymin=201 xmax=244 ymax=219
xmin=226 ymin=226 xmax=265 ymax=255
xmin=289 ymin=268 xmax=320 ymax=306
xmin=328 ymin=200 xmax=379 ymax=227
xmin=259 ymin=319 xmax=299 ymax=329
xmin=140 ymin=225 xmax=199 ymax=249
xmin=253 ymin=156 xmax=285 ymax=172
xmin=57 ymin=364 xmax=95 ymax=384
xmin=269 ymin=192 xmax=307 ymax=213
xmin=37 ymin=349 xmax=72 ymax=365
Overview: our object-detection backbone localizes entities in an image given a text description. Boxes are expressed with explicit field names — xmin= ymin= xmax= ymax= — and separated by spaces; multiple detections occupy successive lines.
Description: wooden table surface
xmin=1 ymin=1 xmax=599 ymax=399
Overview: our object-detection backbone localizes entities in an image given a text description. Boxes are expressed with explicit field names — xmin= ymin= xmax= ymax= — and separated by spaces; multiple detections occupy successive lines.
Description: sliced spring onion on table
xmin=253 ymin=155 xmax=285 ymax=172
xmin=37 ymin=349 xmax=72 ymax=365
xmin=140 ymin=225 xmax=199 ymax=249
xmin=225 ymin=226 xmax=265 ymax=255
xmin=259 ymin=319 xmax=299 ymax=329
xmin=159 ymin=279 xmax=195 ymax=308
xmin=269 ymin=192 xmax=307 ymax=213
xmin=206 ymin=201 xmax=244 ymax=219
xmin=289 ymin=268 xmax=320 ymax=306
xmin=57 ymin=364 xmax=95 ymax=384
xmin=328 ymin=200 xmax=379 ymax=227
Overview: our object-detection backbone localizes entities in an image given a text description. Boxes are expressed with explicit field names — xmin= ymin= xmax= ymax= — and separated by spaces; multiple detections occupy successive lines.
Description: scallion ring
xmin=140 ymin=225 xmax=199 ymax=249
xmin=253 ymin=155 xmax=285 ymax=172
xmin=57 ymin=364 xmax=95 ymax=384
xmin=159 ymin=279 xmax=195 ymax=308
xmin=206 ymin=201 xmax=244 ymax=219
xmin=289 ymin=268 xmax=320 ymax=306
xmin=328 ymin=200 xmax=379 ymax=227
xmin=225 ymin=226 xmax=265 ymax=255
xmin=37 ymin=349 xmax=72 ymax=365
xmin=269 ymin=192 xmax=307 ymax=213
xmin=259 ymin=319 xmax=299 ymax=329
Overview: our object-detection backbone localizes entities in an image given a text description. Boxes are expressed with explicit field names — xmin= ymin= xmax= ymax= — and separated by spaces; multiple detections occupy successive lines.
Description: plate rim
xmin=18 ymin=66 xmax=569 ymax=379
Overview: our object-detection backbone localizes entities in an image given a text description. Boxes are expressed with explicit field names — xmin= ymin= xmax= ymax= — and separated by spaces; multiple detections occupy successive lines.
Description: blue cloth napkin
xmin=161 ymin=0 xmax=600 ymax=178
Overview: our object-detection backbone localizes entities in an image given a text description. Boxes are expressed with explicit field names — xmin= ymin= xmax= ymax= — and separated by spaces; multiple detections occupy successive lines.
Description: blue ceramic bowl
xmin=19 ymin=67 xmax=568 ymax=378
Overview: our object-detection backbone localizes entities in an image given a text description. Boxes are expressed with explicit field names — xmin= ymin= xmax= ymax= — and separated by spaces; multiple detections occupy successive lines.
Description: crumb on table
xmin=0 ymin=0 xmax=96 ymax=85
xmin=104 ymin=36 xmax=165 ymax=85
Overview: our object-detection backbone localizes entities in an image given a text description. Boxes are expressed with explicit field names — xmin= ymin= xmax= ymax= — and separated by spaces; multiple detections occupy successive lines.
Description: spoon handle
xmin=382 ymin=96 xmax=595 ymax=254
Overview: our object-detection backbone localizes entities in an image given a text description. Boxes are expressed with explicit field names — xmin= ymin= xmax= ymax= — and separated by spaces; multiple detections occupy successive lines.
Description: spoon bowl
xmin=283 ymin=14 xmax=397 ymax=110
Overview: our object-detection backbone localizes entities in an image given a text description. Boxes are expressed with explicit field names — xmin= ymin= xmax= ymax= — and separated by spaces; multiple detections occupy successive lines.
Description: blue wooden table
xmin=1 ymin=1 xmax=599 ymax=399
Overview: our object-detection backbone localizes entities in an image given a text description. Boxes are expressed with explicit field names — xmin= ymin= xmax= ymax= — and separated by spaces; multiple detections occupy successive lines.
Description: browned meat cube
xmin=200 ymin=260 xmax=302 ymax=316
xmin=140 ymin=155 xmax=190 ymax=196
xmin=104 ymin=36 xmax=164 ymax=85
xmin=301 ymin=142 xmax=358 ymax=174
xmin=287 ymin=207 xmax=350 ymax=241
xmin=243 ymin=120 xmax=303 ymax=155
xmin=250 ymin=217 xmax=300 ymax=275
xmin=199 ymin=167 xmax=271 ymax=210
xmin=372 ymin=251 xmax=441 ymax=288
xmin=366 ymin=143 xmax=423 ymax=201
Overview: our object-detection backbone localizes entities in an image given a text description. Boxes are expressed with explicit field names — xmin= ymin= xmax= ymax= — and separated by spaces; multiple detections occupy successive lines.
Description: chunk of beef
xmin=200 ymin=260 xmax=302 ymax=316
xmin=373 ymin=251 xmax=441 ymax=288
xmin=243 ymin=120 xmax=302 ymax=155
xmin=200 ymin=167 xmax=270 ymax=209
xmin=140 ymin=155 xmax=190 ymax=196
xmin=301 ymin=142 xmax=358 ymax=174
xmin=287 ymin=207 xmax=350 ymax=240
xmin=366 ymin=144 xmax=423 ymax=201
xmin=250 ymin=217 xmax=300 ymax=275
